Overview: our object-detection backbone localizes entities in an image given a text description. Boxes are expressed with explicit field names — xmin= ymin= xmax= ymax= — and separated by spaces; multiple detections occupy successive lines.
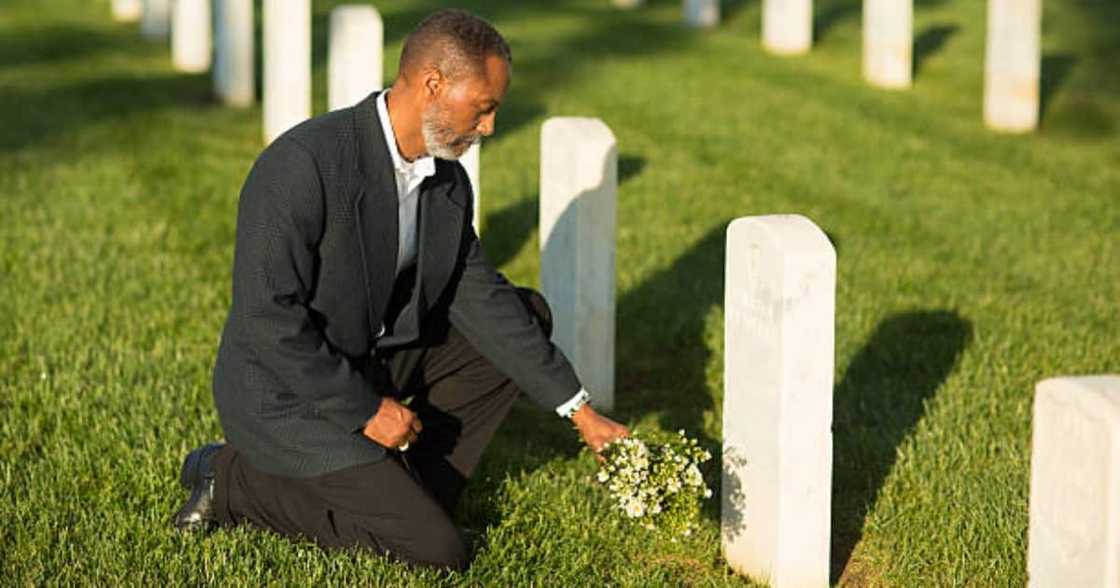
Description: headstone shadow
xmin=1039 ymin=53 xmax=1079 ymax=124
xmin=720 ymin=0 xmax=758 ymax=22
xmin=912 ymin=23 xmax=959 ymax=78
xmin=480 ymin=196 xmax=536 ymax=270
xmin=813 ymin=0 xmax=861 ymax=44
xmin=615 ymin=223 xmax=729 ymax=525
xmin=0 ymin=73 xmax=208 ymax=154
xmin=829 ymin=309 xmax=972 ymax=583
xmin=0 ymin=23 xmax=141 ymax=68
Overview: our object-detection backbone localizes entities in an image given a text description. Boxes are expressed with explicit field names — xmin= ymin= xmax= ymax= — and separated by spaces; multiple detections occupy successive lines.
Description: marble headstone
xmin=984 ymin=0 xmax=1041 ymax=133
xmin=214 ymin=0 xmax=254 ymax=107
xmin=684 ymin=0 xmax=720 ymax=28
xmin=722 ymin=215 xmax=835 ymax=588
xmin=172 ymin=0 xmax=212 ymax=73
xmin=461 ymin=142 xmax=481 ymax=233
xmin=141 ymin=0 xmax=171 ymax=40
xmin=329 ymin=5 xmax=383 ymax=111
xmin=263 ymin=0 xmax=311 ymax=143
xmin=1029 ymin=376 xmax=1120 ymax=587
xmin=539 ymin=117 xmax=617 ymax=410
xmin=112 ymin=0 xmax=142 ymax=23
xmin=863 ymin=0 xmax=912 ymax=89
xmin=763 ymin=0 xmax=813 ymax=55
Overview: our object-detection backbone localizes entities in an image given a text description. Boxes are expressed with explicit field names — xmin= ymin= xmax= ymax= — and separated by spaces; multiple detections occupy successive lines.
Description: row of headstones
xmin=111 ymin=0 xmax=482 ymax=228
xmin=718 ymin=222 xmax=1119 ymax=585
xmin=613 ymin=0 xmax=1043 ymax=134
xmin=112 ymin=3 xmax=1107 ymax=583
xmin=112 ymin=2 xmax=612 ymax=407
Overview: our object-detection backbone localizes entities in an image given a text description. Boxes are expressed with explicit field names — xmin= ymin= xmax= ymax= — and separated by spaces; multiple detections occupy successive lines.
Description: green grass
xmin=1 ymin=0 xmax=1117 ymax=585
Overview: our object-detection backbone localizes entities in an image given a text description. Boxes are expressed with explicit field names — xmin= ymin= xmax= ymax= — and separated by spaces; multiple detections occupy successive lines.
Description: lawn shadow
xmin=721 ymin=0 xmax=758 ymax=22
xmin=829 ymin=310 xmax=972 ymax=583
xmin=458 ymin=400 xmax=585 ymax=531
xmin=0 ymin=23 xmax=142 ymax=68
xmin=814 ymin=0 xmax=860 ymax=44
xmin=0 ymin=73 xmax=210 ymax=154
xmin=814 ymin=0 xmax=951 ymax=45
xmin=1040 ymin=53 xmax=1079 ymax=124
xmin=619 ymin=155 xmax=646 ymax=185
xmin=480 ymin=197 xmax=536 ymax=270
xmin=913 ymin=23 xmax=959 ymax=78
xmin=616 ymin=223 xmax=728 ymax=444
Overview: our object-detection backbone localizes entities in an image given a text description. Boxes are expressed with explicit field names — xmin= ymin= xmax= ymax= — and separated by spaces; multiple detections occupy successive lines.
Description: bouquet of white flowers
xmin=595 ymin=430 xmax=713 ymax=538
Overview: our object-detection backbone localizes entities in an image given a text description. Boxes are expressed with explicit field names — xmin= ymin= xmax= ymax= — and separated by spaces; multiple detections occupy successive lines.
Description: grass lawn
xmin=1 ymin=0 xmax=1117 ymax=585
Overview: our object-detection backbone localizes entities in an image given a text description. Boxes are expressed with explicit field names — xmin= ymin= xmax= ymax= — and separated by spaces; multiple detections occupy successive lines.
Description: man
xmin=171 ymin=9 xmax=629 ymax=571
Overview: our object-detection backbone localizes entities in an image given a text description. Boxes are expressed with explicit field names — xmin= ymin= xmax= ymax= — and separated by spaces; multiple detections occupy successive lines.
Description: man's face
xmin=421 ymin=53 xmax=510 ymax=160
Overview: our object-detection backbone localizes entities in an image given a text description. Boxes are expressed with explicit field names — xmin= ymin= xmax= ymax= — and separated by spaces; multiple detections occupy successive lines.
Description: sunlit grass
xmin=1 ymin=0 xmax=1117 ymax=585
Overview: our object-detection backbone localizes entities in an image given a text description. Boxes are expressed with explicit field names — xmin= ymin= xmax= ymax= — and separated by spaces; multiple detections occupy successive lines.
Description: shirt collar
xmin=376 ymin=91 xmax=436 ymax=180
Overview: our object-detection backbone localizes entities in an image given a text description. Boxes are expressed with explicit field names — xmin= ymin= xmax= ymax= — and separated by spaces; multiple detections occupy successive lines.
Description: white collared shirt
xmin=375 ymin=91 xmax=588 ymax=419
xmin=376 ymin=91 xmax=435 ymax=274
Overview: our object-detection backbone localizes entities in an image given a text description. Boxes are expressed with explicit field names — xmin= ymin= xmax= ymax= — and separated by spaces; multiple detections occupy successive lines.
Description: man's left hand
xmin=571 ymin=404 xmax=630 ymax=458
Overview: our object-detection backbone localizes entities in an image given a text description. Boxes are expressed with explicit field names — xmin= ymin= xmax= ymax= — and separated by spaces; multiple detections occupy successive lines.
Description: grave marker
xmin=141 ymin=0 xmax=171 ymax=40
xmin=722 ymin=214 xmax=834 ymax=588
xmin=263 ymin=0 xmax=311 ymax=143
xmin=329 ymin=5 xmax=384 ymax=111
xmin=984 ymin=0 xmax=1041 ymax=132
xmin=172 ymin=0 xmax=212 ymax=73
xmin=539 ymin=117 xmax=617 ymax=411
xmin=763 ymin=0 xmax=813 ymax=55
xmin=1028 ymin=375 xmax=1120 ymax=587
xmin=461 ymin=142 xmax=481 ymax=233
xmin=112 ymin=0 xmax=142 ymax=23
xmin=214 ymin=0 xmax=254 ymax=107
xmin=863 ymin=0 xmax=912 ymax=89
xmin=684 ymin=0 xmax=720 ymax=28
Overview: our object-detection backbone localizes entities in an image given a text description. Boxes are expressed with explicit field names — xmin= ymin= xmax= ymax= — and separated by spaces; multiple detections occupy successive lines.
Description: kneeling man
xmin=172 ymin=9 xmax=628 ymax=571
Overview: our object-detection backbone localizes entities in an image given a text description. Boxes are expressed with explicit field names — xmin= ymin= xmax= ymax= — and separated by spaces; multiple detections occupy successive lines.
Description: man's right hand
xmin=362 ymin=397 xmax=422 ymax=450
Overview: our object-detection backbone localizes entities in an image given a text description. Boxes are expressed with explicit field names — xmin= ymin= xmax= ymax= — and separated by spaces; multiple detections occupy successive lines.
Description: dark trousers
xmin=210 ymin=288 xmax=553 ymax=571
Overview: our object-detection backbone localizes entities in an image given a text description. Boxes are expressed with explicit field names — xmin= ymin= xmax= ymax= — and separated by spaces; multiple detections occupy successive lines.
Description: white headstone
xmin=329 ymin=5 xmax=383 ymax=111
xmin=612 ymin=0 xmax=645 ymax=9
xmin=863 ymin=0 xmax=912 ymax=89
xmin=984 ymin=0 xmax=1041 ymax=133
xmin=762 ymin=0 xmax=813 ymax=55
xmin=112 ymin=0 xmax=142 ymax=23
xmin=1028 ymin=375 xmax=1120 ymax=587
xmin=172 ymin=0 xmax=212 ymax=73
xmin=214 ymin=0 xmax=254 ymax=107
xmin=141 ymin=0 xmax=171 ymax=40
xmin=722 ymin=215 xmax=835 ymax=588
xmin=263 ymin=0 xmax=311 ymax=143
xmin=461 ymin=142 xmax=481 ymax=233
xmin=684 ymin=0 xmax=720 ymax=28
xmin=539 ymin=118 xmax=617 ymax=411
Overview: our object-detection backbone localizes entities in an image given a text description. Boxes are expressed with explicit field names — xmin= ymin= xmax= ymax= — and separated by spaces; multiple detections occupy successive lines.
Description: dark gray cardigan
xmin=212 ymin=92 xmax=580 ymax=478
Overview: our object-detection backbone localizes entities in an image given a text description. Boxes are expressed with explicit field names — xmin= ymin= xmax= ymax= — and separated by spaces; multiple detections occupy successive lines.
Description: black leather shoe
xmin=172 ymin=443 xmax=224 ymax=531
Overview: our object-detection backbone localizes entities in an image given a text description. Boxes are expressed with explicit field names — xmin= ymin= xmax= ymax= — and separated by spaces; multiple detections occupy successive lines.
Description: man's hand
xmin=571 ymin=404 xmax=630 ymax=458
xmin=362 ymin=397 xmax=422 ymax=450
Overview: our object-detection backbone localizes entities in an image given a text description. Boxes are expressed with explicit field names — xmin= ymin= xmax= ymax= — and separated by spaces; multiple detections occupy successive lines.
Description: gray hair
xmin=399 ymin=9 xmax=512 ymax=82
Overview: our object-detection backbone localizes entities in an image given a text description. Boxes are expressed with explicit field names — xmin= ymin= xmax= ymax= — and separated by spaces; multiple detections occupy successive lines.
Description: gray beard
xmin=421 ymin=104 xmax=479 ymax=160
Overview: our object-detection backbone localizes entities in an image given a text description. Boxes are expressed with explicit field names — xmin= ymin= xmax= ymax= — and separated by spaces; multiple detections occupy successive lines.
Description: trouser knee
xmin=409 ymin=528 xmax=469 ymax=572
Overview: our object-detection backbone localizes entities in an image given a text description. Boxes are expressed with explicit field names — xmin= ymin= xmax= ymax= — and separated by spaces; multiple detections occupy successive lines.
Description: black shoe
xmin=172 ymin=443 xmax=225 ymax=531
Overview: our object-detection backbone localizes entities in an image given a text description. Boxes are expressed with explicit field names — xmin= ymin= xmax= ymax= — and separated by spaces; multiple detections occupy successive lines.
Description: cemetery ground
xmin=1 ymin=0 xmax=1117 ymax=585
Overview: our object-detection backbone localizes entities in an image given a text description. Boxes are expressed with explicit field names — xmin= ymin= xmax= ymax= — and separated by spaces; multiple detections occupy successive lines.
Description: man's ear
xmin=422 ymin=67 xmax=443 ymax=101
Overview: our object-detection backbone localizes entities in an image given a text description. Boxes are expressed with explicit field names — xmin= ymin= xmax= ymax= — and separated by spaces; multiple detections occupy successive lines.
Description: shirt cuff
xmin=555 ymin=388 xmax=590 ymax=418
